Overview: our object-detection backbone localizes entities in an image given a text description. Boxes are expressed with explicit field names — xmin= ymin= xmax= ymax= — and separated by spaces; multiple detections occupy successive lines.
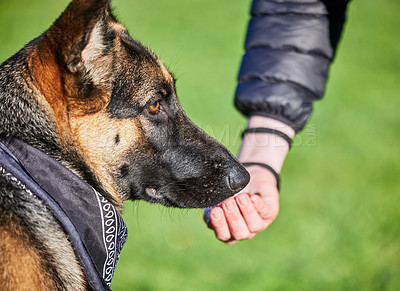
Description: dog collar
xmin=0 ymin=136 xmax=128 ymax=290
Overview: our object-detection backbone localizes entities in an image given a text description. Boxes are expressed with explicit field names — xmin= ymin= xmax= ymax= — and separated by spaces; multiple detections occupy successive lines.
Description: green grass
xmin=1 ymin=0 xmax=399 ymax=290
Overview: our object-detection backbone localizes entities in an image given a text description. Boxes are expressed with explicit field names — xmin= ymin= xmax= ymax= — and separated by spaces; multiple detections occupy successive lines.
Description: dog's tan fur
xmin=70 ymin=113 xmax=144 ymax=203
xmin=0 ymin=214 xmax=54 ymax=290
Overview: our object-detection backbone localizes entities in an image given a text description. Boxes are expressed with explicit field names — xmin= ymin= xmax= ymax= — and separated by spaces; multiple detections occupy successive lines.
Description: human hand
xmin=204 ymin=116 xmax=294 ymax=244
xmin=204 ymin=165 xmax=279 ymax=244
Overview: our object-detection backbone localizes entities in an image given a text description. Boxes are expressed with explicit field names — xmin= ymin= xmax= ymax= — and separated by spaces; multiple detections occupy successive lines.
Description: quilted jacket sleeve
xmin=235 ymin=0 xmax=350 ymax=132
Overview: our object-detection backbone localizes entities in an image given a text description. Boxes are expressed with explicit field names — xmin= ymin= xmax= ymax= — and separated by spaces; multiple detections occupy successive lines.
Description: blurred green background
xmin=1 ymin=0 xmax=399 ymax=290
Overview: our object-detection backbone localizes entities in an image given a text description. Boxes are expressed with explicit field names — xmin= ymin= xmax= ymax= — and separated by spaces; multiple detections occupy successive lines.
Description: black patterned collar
xmin=0 ymin=136 xmax=128 ymax=290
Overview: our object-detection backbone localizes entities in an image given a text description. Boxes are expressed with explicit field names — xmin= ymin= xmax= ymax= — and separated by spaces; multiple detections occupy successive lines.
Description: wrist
xmin=238 ymin=136 xmax=288 ymax=173
xmin=247 ymin=116 xmax=295 ymax=139
xmin=238 ymin=116 xmax=295 ymax=173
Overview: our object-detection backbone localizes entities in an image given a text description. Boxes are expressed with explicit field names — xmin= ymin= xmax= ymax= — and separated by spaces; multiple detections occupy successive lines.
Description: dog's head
xmin=28 ymin=0 xmax=249 ymax=208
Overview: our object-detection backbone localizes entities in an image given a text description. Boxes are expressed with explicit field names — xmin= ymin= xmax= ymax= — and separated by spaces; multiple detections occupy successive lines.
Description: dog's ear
xmin=41 ymin=0 xmax=115 ymax=114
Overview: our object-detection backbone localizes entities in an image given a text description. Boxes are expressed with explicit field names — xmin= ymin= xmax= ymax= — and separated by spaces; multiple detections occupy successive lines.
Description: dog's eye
xmin=147 ymin=101 xmax=160 ymax=115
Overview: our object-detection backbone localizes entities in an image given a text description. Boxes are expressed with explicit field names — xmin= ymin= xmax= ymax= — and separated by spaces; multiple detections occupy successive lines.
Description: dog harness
xmin=0 ymin=136 xmax=128 ymax=291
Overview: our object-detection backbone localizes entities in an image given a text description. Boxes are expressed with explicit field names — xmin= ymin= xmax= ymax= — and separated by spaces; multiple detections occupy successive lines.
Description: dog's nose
xmin=227 ymin=165 xmax=250 ymax=192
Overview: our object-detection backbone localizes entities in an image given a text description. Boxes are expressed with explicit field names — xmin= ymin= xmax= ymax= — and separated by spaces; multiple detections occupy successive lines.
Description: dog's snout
xmin=227 ymin=165 xmax=250 ymax=192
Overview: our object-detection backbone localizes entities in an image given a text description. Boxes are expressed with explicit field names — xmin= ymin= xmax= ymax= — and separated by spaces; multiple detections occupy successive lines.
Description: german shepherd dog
xmin=0 ymin=0 xmax=249 ymax=289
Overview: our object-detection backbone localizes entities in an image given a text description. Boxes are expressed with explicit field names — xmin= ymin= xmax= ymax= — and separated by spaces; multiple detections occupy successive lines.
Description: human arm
xmin=205 ymin=0 xmax=350 ymax=243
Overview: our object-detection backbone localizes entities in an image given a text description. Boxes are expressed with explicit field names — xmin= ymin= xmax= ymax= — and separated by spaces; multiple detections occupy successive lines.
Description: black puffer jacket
xmin=235 ymin=0 xmax=350 ymax=132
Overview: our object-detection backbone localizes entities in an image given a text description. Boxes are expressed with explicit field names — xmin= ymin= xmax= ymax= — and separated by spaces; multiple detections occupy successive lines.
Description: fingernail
xmin=237 ymin=195 xmax=248 ymax=207
xmin=211 ymin=208 xmax=222 ymax=220
xmin=224 ymin=199 xmax=235 ymax=212
xmin=250 ymin=195 xmax=259 ymax=206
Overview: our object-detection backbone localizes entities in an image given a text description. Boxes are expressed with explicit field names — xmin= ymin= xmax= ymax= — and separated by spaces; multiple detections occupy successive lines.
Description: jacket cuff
xmin=235 ymin=79 xmax=315 ymax=132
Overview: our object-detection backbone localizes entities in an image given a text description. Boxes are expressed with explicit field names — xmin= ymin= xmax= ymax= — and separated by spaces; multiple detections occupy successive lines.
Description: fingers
xmin=209 ymin=207 xmax=232 ymax=242
xmin=208 ymin=195 xmax=270 ymax=243
xmin=206 ymin=193 xmax=279 ymax=244
xmin=236 ymin=194 xmax=267 ymax=233
xmin=249 ymin=194 xmax=278 ymax=223
xmin=221 ymin=198 xmax=253 ymax=241
xmin=208 ymin=202 xmax=247 ymax=244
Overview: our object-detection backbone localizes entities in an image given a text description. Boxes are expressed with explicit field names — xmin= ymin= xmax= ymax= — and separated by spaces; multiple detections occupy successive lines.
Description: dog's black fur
xmin=0 ymin=0 xmax=249 ymax=289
